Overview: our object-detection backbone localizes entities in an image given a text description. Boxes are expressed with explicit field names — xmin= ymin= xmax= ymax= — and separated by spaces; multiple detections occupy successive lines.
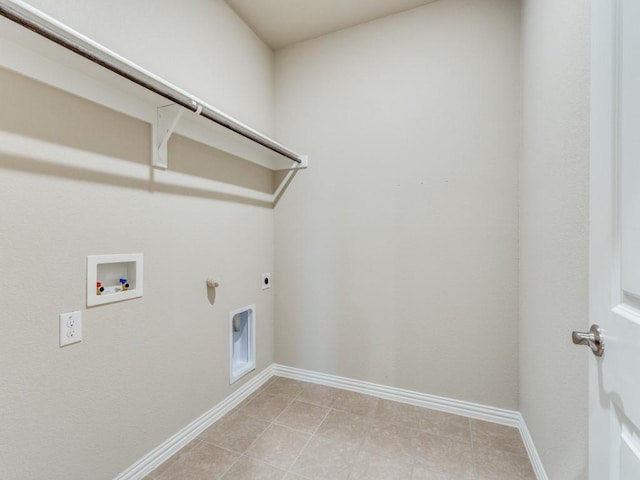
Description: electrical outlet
xmin=59 ymin=311 xmax=82 ymax=347
xmin=262 ymin=273 xmax=271 ymax=290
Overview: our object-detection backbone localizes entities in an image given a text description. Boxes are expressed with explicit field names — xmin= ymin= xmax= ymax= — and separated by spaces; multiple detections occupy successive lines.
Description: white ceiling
xmin=225 ymin=0 xmax=439 ymax=50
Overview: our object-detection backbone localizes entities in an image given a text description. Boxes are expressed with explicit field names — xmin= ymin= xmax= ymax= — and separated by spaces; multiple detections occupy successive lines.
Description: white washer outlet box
xmin=59 ymin=311 xmax=82 ymax=347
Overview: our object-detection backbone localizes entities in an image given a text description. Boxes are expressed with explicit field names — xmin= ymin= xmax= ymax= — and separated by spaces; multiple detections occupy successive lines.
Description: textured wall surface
xmin=519 ymin=0 xmax=590 ymax=478
xmin=25 ymin=0 xmax=274 ymax=134
xmin=274 ymin=0 xmax=521 ymax=409
xmin=0 ymin=0 xmax=593 ymax=477
xmin=0 ymin=1 xmax=276 ymax=479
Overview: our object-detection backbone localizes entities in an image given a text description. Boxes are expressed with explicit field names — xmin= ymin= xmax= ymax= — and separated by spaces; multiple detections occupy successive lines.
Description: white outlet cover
xmin=262 ymin=273 xmax=271 ymax=290
xmin=59 ymin=311 xmax=82 ymax=347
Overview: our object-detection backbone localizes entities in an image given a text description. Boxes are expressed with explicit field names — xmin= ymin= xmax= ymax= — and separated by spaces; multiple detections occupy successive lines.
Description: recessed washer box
xmin=87 ymin=253 xmax=143 ymax=306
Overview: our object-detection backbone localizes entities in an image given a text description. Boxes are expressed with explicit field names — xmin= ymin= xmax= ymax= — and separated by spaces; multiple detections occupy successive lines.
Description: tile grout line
xmin=219 ymin=377 xmax=314 ymax=478
xmin=214 ymin=448 xmax=241 ymax=479
xmin=280 ymin=381 xmax=364 ymax=479
xmin=211 ymin=405 xmax=266 ymax=480
xmin=283 ymin=393 xmax=335 ymax=480
xmin=152 ymin=439 xmax=205 ymax=480
xmin=238 ymin=380 xmax=301 ymax=476
xmin=277 ymin=385 xmax=312 ymax=478
xmin=345 ymin=413 xmax=368 ymax=480
xmin=211 ymin=377 xmax=297 ymax=479
xmin=202 ymin=409 xmax=251 ymax=479
xmin=154 ymin=376 xmax=532 ymax=480
xmin=339 ymin=394 xmax=411 ymax=479
xmin=469 ymin=417 xmax=479 ymax=480
xmin=340 ymin=396 xmax=379 ymax=480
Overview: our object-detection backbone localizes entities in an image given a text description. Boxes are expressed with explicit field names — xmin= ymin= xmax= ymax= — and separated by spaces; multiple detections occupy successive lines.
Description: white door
xmin=588 ymin=0 xmax=640 ymax=478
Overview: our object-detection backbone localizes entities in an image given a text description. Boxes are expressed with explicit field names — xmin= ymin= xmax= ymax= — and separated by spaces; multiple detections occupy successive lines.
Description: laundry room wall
xmin=0 ymin=1 xmax=277 ymax=479
xmin=519 ymin=0 xmax=590 ymax=477
xmin=274 ymin=0 xmax=522 ymax=409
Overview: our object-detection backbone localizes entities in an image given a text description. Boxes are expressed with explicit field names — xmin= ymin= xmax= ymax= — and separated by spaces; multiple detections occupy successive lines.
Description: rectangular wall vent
xmin=229 ymin=304 xmax=256 ymax=384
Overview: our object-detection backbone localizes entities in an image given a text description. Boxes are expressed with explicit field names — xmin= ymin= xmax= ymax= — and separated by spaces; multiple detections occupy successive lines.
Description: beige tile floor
xmin=145 ymin=376 xmax=536 ymax=480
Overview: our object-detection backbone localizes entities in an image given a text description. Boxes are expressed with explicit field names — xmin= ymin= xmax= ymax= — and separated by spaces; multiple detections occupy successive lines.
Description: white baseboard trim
xmin=272 ymin=364 xmax=549 ymax=480
xmin=518 ymin=414 xmax=549 ymax=480
xmin=114 ymin=363 xmax=548 ymax=480
xmin=272 ymin=364 xmax=520 ymax=426
xmin=113 ymin=365 xmax=274 ymax=480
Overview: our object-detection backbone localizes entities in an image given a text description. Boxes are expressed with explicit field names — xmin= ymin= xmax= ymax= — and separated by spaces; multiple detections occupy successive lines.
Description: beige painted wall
xmin=0 ymin=0 xmax=593 ymax=477
xmin=519 ymin=0 xmax=590 ymax=478
xmin=25 ymin=0 xmax=274 ymax=134
xmin=0 ymin=1 xmax=276 ymax=479
xmin=274 ymin=0 xmax=521 ymax=409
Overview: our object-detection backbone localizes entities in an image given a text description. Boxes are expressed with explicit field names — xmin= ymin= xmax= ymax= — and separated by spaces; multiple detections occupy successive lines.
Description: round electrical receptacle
xmin=262 ymin=273 xmax=271 ymax=290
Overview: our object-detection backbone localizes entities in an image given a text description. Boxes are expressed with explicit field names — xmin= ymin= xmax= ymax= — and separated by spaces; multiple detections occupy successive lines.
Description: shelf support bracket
xmin=277 ymin=155 xmax=309 ymax=171
xmin=153 ymin=104 xmax=184 ymax=169
xmin=297 ymin=155 xmax=309 ymax=169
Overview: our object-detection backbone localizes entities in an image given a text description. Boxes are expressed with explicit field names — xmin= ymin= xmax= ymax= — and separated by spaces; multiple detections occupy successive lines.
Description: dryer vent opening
xmin=230 ymin=305 xmax=256 ymax=384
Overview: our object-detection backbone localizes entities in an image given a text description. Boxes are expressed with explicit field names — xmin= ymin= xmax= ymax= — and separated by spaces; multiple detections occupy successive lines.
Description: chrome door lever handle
xmin=572 ymin=324 xmax=604 ymax=357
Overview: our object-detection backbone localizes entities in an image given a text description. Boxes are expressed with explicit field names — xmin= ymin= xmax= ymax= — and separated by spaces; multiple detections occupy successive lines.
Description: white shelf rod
xmin=0 ymin=0 xmax=305 ymax=165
